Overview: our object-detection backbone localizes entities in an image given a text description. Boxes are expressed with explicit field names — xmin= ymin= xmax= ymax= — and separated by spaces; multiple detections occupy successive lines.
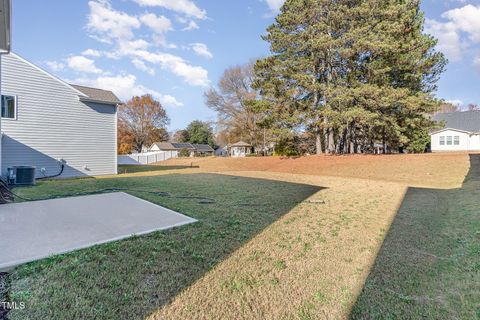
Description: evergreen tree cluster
xmin=253 ymin=0 xmax=446 ymax=154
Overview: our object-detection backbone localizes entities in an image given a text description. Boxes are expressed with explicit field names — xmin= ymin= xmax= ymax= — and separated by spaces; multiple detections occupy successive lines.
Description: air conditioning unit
xmin=7 ymin=166 xmax=36 ymax=185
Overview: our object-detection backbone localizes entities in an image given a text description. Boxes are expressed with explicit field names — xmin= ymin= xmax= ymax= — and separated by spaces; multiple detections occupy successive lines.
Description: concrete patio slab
xmin=0 ymin=192 xmax=197 ymax=270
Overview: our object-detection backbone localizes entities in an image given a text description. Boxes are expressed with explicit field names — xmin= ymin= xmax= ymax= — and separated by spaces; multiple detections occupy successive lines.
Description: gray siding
xmin=1 ymin=53 xmax=117 ymax=178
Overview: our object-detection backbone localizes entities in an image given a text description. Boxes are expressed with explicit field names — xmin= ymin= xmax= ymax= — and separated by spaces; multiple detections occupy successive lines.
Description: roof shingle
xmin=70 ymin=84 xmax=121 ymax=105
xmin=433 ymin=111 xmax=480 ymax=133
xmin=192 ymin=144 xmax=214 ymax=152
xmin=151 ymin=142 xmax=214 ymax=152
xmin=230 ymin=141 xmax=252 ymax=147
xmin=171 ymin=143 xmax=195 ymax=150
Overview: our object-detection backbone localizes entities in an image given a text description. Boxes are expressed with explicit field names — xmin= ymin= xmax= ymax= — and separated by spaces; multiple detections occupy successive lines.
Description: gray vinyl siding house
xmin=0 ymin=53 xmax=120 ymax=178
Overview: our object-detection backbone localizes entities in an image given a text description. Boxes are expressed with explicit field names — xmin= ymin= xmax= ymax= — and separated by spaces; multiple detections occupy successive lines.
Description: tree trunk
xmin=382 ymin=128 xmax=387 ymax=154
xmin=327 ymin=128 xmax=335 ymax=153
xmin=342 ymin=128 xmax=348 ymax=154
xmin=316 ymin=128 xmax=322 ymax=155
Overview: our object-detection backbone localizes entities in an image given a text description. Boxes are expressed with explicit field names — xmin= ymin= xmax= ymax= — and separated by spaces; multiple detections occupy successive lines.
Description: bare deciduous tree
xmin=433 ymin=102 xmax=460 ymax=115
xmin=204 ymin=62 xmax=260 ymax=146
xmin=467 ymin=103 xmax=480 ymax=111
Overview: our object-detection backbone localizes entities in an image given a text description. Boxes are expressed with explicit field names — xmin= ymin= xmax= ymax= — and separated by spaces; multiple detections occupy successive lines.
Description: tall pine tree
xmin=254 ymin=0 xmax=446 ymax=154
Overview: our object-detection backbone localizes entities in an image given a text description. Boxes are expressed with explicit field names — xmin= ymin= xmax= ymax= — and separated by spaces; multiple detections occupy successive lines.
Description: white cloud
xmin=82 ymin=49 xmax=102 ymax=57
xmin=133 ymin=0 xmax=207 ymax=19
xmin=176 ymin=16 xmax=199 ymax=31
xmin=72 ymin=74 xmax=183 ymax=107
xmin=66 ymin=56 xmax=103 ymax=74
xmin=183 ymin=20 xmax=199 ymax=31
xmin=139 ymin=13 xmax=177 ymax=47
xmin=140 ymin=13 xmax=172 ymax=33
xmin=474 ymin=56 xmax=480 ymax=70
xmin=190 ymin=42 xmax=213 ymax=59
xmin=151 ymin=35 xmax=178 ymax=48
xmin=425 ymin=5 xmax=480 ymax=62
xmin=425 ymin=19 xmax=464 ymax=61
xmin=131 ymin=58 xmax=155 ymax=75
xmin=442 ymin=5 xmax=480 ymax=42
xmin=67 ymin=0 xmax=209 ymax=91
xmin=134 ymin=50 xmax=209 ymax=86
xmin=446 ymin=99 xmax=463 ymax=107
xmin=264 ymin=0 xmax=285 ymax=13
xmin=87 ymin=0 xmax=140 ymax=42
xmin=118 ymin=39 xmax=151 ymax=53
xmin=160 ymin=94 xmax=184 ymax=108
xmin=46 ymin=61 xmax=65 ymax=72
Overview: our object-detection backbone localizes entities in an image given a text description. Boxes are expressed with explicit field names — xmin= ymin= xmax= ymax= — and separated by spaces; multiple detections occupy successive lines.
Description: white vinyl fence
xmin=118 ymin=151 xmax=178 ymax=165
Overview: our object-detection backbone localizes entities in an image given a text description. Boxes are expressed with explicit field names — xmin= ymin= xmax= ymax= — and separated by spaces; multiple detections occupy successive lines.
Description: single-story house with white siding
xmin=150 ymin=142 xmax=214 ymax=156
xmin=228 ymin=141 xmax=253 ymax=157
xmin=0 ymin=52 xmax=121 ymax=179
xmin=430 ymin=111 xmax=480 ymax=152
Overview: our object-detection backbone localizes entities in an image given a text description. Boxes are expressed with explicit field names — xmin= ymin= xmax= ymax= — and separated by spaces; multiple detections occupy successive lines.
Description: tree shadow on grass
xmin=117 ymin=164 xmax=200 ymax=174
xmin=6 ymin=173 xmax=323 ymax=320
xmin=350 ymin=154 xmax=480 ymax=319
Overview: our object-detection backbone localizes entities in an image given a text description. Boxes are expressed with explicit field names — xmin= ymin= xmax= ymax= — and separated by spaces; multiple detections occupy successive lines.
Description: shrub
xmin=179 ymin=148 xmax=191 ymax=157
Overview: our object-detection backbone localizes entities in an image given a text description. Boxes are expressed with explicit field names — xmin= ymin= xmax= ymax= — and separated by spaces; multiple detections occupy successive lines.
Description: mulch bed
xmin=0 ymin=184 xmax=14 ymax=204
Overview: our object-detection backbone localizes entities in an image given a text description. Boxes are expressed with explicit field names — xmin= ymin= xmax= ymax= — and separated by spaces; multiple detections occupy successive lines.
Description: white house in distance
xmin=1 ymin=52 xmax=120 ymax=178
xmin=430 ymin=111 xmax=480 ymax=152
xmin=150 ymin=142 xmax=214 ymax=156
xmin=228 ymin=141 xmax=253 ymax=157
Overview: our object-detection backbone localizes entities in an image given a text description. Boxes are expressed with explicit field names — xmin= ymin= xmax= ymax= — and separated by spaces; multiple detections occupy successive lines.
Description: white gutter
xmin=429 ymin=127 xmax=477 ymax=136
xmin=78 ymin=96 xmax=120 ymax=106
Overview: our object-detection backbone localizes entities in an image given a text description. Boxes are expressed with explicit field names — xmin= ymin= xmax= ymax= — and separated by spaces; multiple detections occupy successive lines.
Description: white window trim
xmin=454 ymin=136 xmax=460 ymax=145
xmin=439 ymin=136 xmax=445 ymax=145
xmin=1 ymin=94 xmax=17 ymax=120
xmin=446 ymin=136 xmax=453 ymax=146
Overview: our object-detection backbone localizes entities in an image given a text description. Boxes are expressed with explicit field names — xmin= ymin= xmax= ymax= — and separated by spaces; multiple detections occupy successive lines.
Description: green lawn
xmin=5 ymin=173 xmax=320 ymax=320
xmin=351 ymin=155 xmax=480 ymax=319
xmin=2 ymin=158 xmax=479 ymax=319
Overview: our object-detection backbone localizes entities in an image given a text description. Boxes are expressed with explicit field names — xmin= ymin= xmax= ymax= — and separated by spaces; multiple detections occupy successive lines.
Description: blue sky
xmin=11 ymin=0 xmax=480 ymax=130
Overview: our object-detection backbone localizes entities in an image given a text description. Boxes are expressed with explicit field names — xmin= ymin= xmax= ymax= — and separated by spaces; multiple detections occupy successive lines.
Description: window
xmin=446 ymin=136 xmax=453 ymax=145
xmin=1 ymin=95 xmax=16 ymax=119
xmin=454 ymin=136 xmax=460 ymax=145
xmin=440 ymin=136 xmax=445 ymax=145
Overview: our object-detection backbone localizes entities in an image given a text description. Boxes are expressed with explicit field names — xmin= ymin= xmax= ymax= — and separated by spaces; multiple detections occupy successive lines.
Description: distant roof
xmin=192 ymin=144 xmax=214 ymax=152
xmin=230 ymin=141 xmax=252 ymax=147
xmin=171 ymin=143 xmax=195 ymax=150
xmin=151 ymin=142 xmax=176 ymax=150
xmin=70 ymin=84 xmax=121 ymax=105
xmin=151 ymin=142 xmax=214 ymax=152
xmin=432 ymin=111 xmax=480 ymax=133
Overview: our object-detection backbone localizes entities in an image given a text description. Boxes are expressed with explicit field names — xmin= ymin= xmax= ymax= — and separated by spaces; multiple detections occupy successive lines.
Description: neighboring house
xmin=150 ymin=142 xmax=214 ymax=156
xmin=1 ymin=52 xmax=120 ymax=178
xmin=430 ymin=111 xmax=480 ymax=152
xmin=215 ymin=146 xmax=228 ymax=157
xmin=150 ymin=142 xmax=186 ymax=152
xmin=228 ymin=141 xmax=252 ymax=157
xmin=192 ymin=144 xmax=214 ymax=156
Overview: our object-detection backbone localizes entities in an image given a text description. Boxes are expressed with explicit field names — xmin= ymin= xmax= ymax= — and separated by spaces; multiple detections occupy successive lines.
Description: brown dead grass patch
xmin=109 ymin=153 xmax=472 ymax=319
xmin=147 ymin=172 xmax=407 ymax=320
xmin=152 ymin=152 xmax=470 ymax=189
